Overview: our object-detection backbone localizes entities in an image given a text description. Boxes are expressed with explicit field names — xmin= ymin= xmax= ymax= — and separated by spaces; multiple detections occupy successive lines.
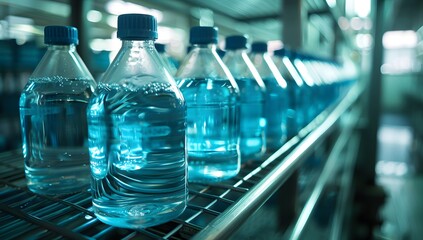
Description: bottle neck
xmin=192 ymin=43 xmax=217 ymax=50
xmin=227 ymin=48 xmax=247 ymax=55
xmin=48 ymin=44 xmax=76 ymax=51
xmin=121 ymin=39 xmax=155 ymax=48
xmin=251 ymin=51 xmax=267 ymax=56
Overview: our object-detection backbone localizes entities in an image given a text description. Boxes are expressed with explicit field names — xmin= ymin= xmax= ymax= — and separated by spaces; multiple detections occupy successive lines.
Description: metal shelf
xmin=0 ymin=85 xmax=362 ymax=240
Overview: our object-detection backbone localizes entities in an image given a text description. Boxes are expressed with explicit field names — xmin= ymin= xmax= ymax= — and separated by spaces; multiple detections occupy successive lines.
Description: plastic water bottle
xmin=249 ymin=42 xmax=287 ymax=151
xmin=292 ymin=52 xmax=315 ymax=124
xmin=87 ymin=14 xmax=187 ymax=229
xmin=19 ymin=26 xmax=96 ymax=195
xmin=154 ymin=43 xmax=178 ymax=76
xmin=223 ymin=35 xmax=266 ymax=161
xmin=176 ymin=26 xmax=240 ymax=182
xmin=305 ymin=55 xmax=331 ymax=115
xmin=273 ymin=48 xmax=305 ymax=136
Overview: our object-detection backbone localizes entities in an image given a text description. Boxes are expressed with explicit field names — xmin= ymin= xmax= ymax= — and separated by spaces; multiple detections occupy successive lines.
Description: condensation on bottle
xmin=176 ymin=26 xmax=241 ymax=183
xmin=273 ymin=48 xmax=305 ymax=136
xmin=249 ymin=42 xmax=288 ymax=152
xmin=19 ymin=26 xmax=96 ymax=195
xmin=223 ymin=35 xmax=266 ymax=162
xmin=87 ymin=14 xmax=187 ymax=229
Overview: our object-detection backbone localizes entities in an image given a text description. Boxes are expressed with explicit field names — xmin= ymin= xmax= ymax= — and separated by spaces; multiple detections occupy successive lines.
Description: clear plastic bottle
xmin=292 ymin=52 xmax=315 ymax=124
xmin=273 ymin=48 xmax=305 ymax=137
xmin=87 ymin=14 xmax=187 ymax=229
xmin=249 ymin=42 xmax=287 ymax=151
xmin=19 ymin=26 xmax=96 ymax=195
xmin=223 ymin=35 xmax=266 ymax=161
xmin=154 ymin=43 xmax=178 ymax=76
xmin=302 ymin=55 xmax=326 ymax=114
xmin=176 ymin=26 xmax=240 ymax=182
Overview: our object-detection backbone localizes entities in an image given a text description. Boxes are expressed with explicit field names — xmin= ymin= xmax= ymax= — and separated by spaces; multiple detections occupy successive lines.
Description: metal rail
xmin=289 ymin=107 xmax=361 ymax=239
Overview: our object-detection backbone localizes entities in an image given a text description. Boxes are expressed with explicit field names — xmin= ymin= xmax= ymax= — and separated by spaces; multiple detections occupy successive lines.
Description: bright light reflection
xmin=283 ymin=57 xmax=303 ymax=87
xmin=338 ymin=16 xmax=350 ymax=30
xmin=354 ymin=0 xmax=371 ymax=18
xmin=106 ymin=15 xmax=118 ymax=28
xmin=378 ymin=126 xmax=412 ymax=146
xmin=350 ymin=17 xmax=363 ymax=31
xmin=293 ymin=59 xmax=314 ymax=86
xmin=376 ymin=161 xmax=409 ymax=176
xmin=264 ymin=54 xmax=287 ymax=88
xmin=355 ymin=33 xmax=373 ymax=49
xmin=106 ymin=0 xmax=163 ymax=22
xmin=90 ymin=38 xmax=120 ymax=52
xmin=383 ymin=31 xmax=417 ymax=49
xmin=326 ymin=0 xmax=336 ymax=8
xmin=87 ymin=10 xmax=102 ymax=23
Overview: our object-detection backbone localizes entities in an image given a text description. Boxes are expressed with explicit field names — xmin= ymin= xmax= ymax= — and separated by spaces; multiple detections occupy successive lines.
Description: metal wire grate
xmin=0 ymin=142 xmax=298 ymax=240
xmin=0 ymin=150 xmax=287 ymax=239
xmin=0 ymin=85 xmax=362 ymax=240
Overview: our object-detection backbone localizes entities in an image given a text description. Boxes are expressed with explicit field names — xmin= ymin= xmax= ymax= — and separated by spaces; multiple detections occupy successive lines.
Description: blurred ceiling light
xmin=268 ymin=40 xmax=284 ymax=54
xmin=345 ymin=0 xmax=355 ymax=17
xmin=6 ymin=15 xmax=33 ymax=25
xmin=106 ymin=0 xmax=163 ymax=22
xmin=191 ymin=8 xmax=214 ymax=26
xmin=90 ymin=38 xmax=120 ymax=52
xmin=1 ymin=0 xmax=69 ymax=17
xmin=326 ymin=0 xmax=336 ymax=8
xmin=363 ymin=18 xmax=372 ymax=30
xmin=354 ymin=0 xmax=371 ymax=18
xmin=338 ymin=16 xmax=349 ymax=30
xmin=87 ymin=10 xmax=102 ymax=23
xmin=350 ymin=17 xmax=363 ymax=31
xmin=107 ymin=15 xmax=118 ymax=28
xmin=355 ymin=33 xmax=373 ymax=49
xmin=7 ymin=24 xmax=42 ymax=45
xmin=157 ymin=26 xmax=184 ymax=43
xmin=383 ymin=31 xmax=417 ymax=49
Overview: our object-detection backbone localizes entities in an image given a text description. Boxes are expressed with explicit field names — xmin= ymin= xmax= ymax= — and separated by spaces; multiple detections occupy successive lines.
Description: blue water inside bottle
xmin=20 ymin=77 xmax=93 ymax=194
xmin=177 ymin=78 xmax=240 ymax=182
xmin=263 ymin=77 xmax=287 ymax=151
xmin=87 ymin=82 xmax=187 ymax=229
xmin=236 ymin=77 xmax=266 ymax=160
xmin=284 ymin=77 xmax=303 ymax=137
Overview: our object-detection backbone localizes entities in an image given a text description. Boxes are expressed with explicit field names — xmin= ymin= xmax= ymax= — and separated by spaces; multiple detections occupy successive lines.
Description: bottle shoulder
xmin=176 ymin=48 xmax=231 ymax=80
xmin=88 ymin=83 xmax=185 ymax=110
xmin=30 ymin=49 xmax=94 ymax=82
xmin=177 ymin=78 xmax=239 ymax=104
xmin=21 ymin=78 xmax=95 ymax=96
xmin=100 ymin=45 xmax=177 ymax=87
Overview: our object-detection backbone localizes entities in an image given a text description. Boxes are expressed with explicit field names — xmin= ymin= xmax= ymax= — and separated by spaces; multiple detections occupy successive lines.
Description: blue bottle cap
xmin=155 ymin=43 xmax=166 ymax=53
xmin=216 ymin=49 xmax=226 ymax=58
xmin=190 ymin=26 xmax=218 ymax=44
xmin=44 ymin=26 xmax=78 ymax=45
xmin=294 ymin=52 xmax=303 ymax=59
xmin=225 ymin=35 xmax=248 ymax=50
xmin=251 ymin=42 xmax=268 ymax=53
xmin=117 ymin=14 xmax=158 ymax=40
xmin=274 ymin=48 xmax=292 ymax=58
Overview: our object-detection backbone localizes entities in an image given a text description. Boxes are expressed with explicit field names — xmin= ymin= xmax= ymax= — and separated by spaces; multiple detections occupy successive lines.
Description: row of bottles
xmin=19 ymin=14 xmax=356 ymax=230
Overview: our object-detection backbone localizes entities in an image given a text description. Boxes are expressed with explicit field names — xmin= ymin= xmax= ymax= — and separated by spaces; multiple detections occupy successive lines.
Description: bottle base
xmin=188 ymin=167 xmax=240 ymax=183
xmin=92 ymin=201 xmax=186 ymax=229
xmin=25 ymin=166 xmax=90 ymax=195
xmin=187 ymin=151 xmax=240 ymax=183
xmin=240 ymin=138 xmax=266 ymax=162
